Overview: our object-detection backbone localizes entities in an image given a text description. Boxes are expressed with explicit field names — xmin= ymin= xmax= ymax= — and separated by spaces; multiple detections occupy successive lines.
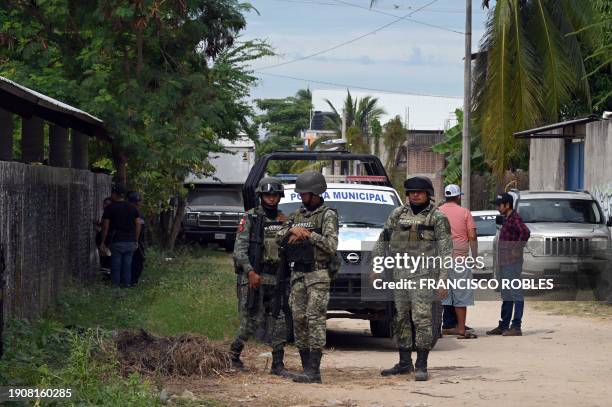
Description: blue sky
xmin=243 ymin=0 xmax=489 ymax=101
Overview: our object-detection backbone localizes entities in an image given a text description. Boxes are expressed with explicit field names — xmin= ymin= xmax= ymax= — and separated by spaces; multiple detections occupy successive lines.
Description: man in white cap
xmin=438 ymin=184 xmax=478 ymax=339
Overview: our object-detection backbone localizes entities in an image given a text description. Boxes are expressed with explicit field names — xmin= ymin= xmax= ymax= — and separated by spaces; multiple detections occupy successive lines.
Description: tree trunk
xmin=112 ymin=144 xmax=128 ymax=185
xmin=167 ymin=198 xmax=186 ymax=252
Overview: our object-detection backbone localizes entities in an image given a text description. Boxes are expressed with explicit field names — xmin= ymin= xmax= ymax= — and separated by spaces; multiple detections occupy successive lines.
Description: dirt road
xmin=167 ymin=302 xmax=612 ymax=406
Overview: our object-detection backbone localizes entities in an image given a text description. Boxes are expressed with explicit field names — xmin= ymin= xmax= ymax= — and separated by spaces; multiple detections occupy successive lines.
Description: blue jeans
xmin=110 ymin=242 xmax=135 ymax=287
xmin=499 ymin=262 xmax=524 ymax=329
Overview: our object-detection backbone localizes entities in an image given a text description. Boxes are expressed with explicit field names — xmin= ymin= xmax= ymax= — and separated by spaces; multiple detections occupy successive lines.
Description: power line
xmin=255 ymin=0 xmax=462 ymax=72
xmin=256 ymin=71 xmax=462 ymax=99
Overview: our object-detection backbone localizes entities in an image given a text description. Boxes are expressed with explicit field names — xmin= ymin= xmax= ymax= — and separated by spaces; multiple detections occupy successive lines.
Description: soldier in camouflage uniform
xmin=229 ymin=177 xmax=293 ymax=377
xmin=373 ymin=176 xmax=452 ymax=381
xmin=277 ymin=171 xmax=339 ymax=384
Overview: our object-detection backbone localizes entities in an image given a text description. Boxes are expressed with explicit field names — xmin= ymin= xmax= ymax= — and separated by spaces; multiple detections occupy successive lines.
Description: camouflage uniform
xmin=373 ymin=201 xmax=452 ymax=350
xmin=279 ymin=205 xmax=339 ymax=350
xmin=230 ymin=206 xmax=288 ymax=367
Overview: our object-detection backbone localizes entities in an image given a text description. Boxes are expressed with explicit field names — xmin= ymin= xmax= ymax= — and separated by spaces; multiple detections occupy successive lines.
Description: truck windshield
xmin=518 ymin=199 xmax=602 ymax=224
xmin=278 ymin=201 xmax=398 ymax=228
xmin=474 ymin=215 xmax=497 ymax=236
xmin=187 ymin=190 xmax=242 ymax=206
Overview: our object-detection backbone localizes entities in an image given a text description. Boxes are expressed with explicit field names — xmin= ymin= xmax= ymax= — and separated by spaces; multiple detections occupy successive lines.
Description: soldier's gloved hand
xmin=289 ymin=227 xmax=311 ymax=240
xmin=247 ymin=270 xmax=261 ymax=289
xmin=437 ymin=288 xmax=449 ymax=300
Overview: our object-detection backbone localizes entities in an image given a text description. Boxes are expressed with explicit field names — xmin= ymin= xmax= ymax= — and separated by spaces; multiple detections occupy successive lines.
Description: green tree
xmin=0 ymin=1 xmax=271 ymax=249
xmin=432 ymin=109 xmax=488 ymax=184
xmin=255 ymin=88 xmax=313 ymax=173
xmin=371 ymin=118 xmax=382 ymax=156
xmin=324 ymin=90 xmax=386 ymax=137
xmin=473 ymin=0 xmax=596 ymax=176
xmin=382 ymin=116 xmax=406 ymax=173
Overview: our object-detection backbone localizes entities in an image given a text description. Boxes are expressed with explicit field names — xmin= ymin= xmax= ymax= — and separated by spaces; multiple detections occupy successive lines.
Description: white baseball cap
xmin=444 ymin=184 xmax=463 ymax=197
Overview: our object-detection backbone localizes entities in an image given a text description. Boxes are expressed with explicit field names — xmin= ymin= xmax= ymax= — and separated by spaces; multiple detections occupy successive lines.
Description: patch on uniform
xmin=237 ymin=217 xmax=246 ymax=232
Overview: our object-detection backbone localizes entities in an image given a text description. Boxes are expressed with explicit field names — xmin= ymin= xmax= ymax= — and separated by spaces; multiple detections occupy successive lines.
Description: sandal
xmin=456 ymin=331 xmax=478 ymax=339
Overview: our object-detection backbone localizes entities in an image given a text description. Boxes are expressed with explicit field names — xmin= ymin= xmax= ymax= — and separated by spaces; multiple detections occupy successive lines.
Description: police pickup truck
xmin=242 ymin=151 xmax=442 ymax=346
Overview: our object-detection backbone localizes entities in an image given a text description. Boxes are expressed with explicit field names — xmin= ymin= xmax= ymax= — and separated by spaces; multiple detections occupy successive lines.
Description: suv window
xmin=279 ymin=199 xmax=399 ymax=228
xmin=518 ymin=199 xmax=602 ymax=224
xmin=187 ymin=189 xmax=242 ymax=206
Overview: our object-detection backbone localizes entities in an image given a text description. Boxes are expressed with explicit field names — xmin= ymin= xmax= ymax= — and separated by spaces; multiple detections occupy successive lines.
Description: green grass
xmin=0 ymin=246 xmax=238 ymax=406
xmin=52 ymin=246 xmax=239 ymax=339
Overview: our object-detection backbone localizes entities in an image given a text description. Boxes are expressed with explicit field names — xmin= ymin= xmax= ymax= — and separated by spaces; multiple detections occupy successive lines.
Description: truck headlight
xmin=185 ymin=212 xmax=198 ymax=222
xmin=590 ymin=237 xmax=610 ymax=251
xmin=525 ymin=235 xmax=545 ymax=255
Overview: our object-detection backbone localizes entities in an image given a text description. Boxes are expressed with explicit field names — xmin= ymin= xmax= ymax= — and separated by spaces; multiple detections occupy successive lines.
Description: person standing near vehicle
xmin=438 ymin=184 xmax=478 ymax=339
xmin=100 ymin=184 xmax=141 ymax=288
xmin=127 ymin=191 xmax=146 ymax=286
xmin=374 ymin=176 xmax=452 ymax=381
xmin=487 ymin=193 xmax=530 ymax=336
xmin=277 ymin=171 xmax=339 ymax=384
xmin=229 ymin=177 xmax=293 ymax=377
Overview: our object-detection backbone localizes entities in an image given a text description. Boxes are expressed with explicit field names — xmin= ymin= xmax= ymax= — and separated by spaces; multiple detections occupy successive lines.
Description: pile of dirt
xmin=116 ymin=329 xmax=231 ymax=377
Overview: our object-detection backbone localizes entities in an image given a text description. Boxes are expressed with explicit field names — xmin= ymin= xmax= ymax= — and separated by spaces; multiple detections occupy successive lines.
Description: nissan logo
xmin=346 ymin=252 xmax=360 ymax=264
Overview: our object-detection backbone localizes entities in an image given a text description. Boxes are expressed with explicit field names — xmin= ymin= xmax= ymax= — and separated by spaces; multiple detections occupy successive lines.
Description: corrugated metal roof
xmin=0 ymin=75 xmax=108 ymax=140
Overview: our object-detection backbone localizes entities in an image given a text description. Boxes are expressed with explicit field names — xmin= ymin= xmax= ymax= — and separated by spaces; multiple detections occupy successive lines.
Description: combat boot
xmin=298 ymin=348 xmax=310 ymax=371
xmin=381 ymin=348 xmax=414 ymax=376
xmin=229 ymin=340 xmax=248 ymax=372
xmin=414 ymin=349 xmax=429 ymax=381
xmin=293 ymin=349 xmax=322 ymax=383
xmin=270 ymin=349 xmax=294 ymax=378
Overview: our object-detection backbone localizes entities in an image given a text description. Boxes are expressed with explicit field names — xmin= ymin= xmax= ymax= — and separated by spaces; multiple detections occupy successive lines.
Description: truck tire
xmin=370 ymin=319 xmax=393 ymax=338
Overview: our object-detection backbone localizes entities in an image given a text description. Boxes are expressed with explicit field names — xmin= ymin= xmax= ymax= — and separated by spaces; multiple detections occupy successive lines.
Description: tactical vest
xmin=291 ymin=206 xmax=336 ymax=265
xmin=388 ymin=204 xmax=438 ymax=256
xmin=262 ymin=218 xmax=284 ymax=264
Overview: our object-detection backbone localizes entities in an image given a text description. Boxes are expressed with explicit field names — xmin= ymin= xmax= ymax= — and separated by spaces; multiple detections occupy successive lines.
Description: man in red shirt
xmin=439 ymin=184 xmax=478 ymax=339
xmin=487 ymin=193 xmax=530 ymax=336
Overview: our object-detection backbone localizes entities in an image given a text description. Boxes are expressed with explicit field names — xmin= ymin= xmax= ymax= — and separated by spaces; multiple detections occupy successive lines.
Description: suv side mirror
xmin=607 ymin=216 xmax=612 ymax=227
xmin=496 ymin=215 xmax=505 ymax=226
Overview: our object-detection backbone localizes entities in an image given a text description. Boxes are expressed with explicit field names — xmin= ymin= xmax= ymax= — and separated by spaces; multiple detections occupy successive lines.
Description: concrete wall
xmin=0 ymin=162 xmax=111 ymax=321
xmin=528 ymin=129 xmax=565 ymax=190
xmin=585 ymin=120 xmax=612 ymax=219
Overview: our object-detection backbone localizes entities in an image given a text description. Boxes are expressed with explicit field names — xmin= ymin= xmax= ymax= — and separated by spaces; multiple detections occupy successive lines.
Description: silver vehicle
xmin=495 ymin=190 xmax=612 ymax=299
xmin=472 ymin=210 xmax=498 ymax=276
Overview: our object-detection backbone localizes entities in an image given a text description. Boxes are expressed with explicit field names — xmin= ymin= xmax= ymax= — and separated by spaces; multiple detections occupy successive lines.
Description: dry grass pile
xmin=116 ymin=329 xmax=231 ymax=377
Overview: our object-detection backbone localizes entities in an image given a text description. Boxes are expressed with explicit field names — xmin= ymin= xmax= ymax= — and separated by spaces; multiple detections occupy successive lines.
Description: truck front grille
xmin=197 ymin=213 xmax=241 ymax=228
xmin=331 ymin=276 xmax=362 ymax=296
xmin=544 ymin=237 xmax=590 ymax=256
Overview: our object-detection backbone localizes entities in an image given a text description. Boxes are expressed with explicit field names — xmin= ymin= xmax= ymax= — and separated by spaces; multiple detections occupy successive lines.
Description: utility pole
xmin=461 ymin=0 xmax=472 ymax=209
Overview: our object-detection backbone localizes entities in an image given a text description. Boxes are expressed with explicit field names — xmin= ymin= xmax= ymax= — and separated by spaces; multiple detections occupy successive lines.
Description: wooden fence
xmin=0 ymin=161 xmax=110 ymax=321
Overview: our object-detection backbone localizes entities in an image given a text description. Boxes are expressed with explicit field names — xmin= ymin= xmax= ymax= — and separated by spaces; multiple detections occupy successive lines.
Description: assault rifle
xmin=246 ymin=212 xmax=265 ymax=315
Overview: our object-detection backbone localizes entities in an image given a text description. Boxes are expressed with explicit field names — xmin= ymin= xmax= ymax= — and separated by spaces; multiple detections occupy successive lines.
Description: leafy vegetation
xmin=432 ymin=109 xmax=488 ymax=184
xmin=473 ymin=0 xmax=596 ymax=176
xmin=0 ymin=1 xmax=272 ymax=248
xmin=324 ymin=90 xmax=386 ymax=136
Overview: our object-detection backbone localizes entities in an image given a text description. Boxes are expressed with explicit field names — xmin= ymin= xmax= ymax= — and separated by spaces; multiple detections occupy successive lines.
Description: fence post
xmin=71 ymin=130 xmax=89 ymax=170
xmin=49 ymin=125 xmax=70 ymax=167
xmin=21 ymin=116 xmax=45 ymax=163
xmin=0 ymin=108 xmax=13 ymax=161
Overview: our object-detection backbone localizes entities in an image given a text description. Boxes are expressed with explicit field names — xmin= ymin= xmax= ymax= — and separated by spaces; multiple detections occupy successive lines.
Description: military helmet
xmin=404 ymin=176 xmax=434 ymax=196
xmin=294 ymin=171 xmax=327 ymax=195
xmin=256 ymin=177 xmax=285 ymax=197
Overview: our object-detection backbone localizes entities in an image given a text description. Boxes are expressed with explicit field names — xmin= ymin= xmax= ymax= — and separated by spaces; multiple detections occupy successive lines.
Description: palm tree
xmin=473 ymin=0 xmax=595 ymax=176
xmin=324 ymin=90 xmax=386 ymax=136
